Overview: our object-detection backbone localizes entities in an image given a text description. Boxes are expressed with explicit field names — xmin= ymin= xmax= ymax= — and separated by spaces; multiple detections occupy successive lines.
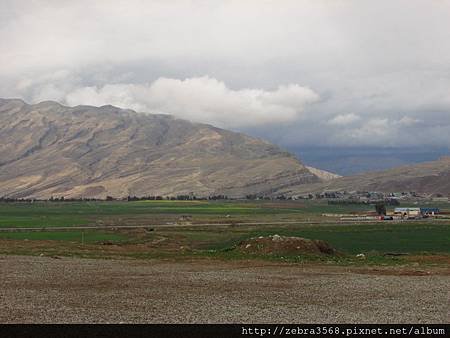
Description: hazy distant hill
xmin=290 ymin=156 xmax=450 ymax=196
xmin=0 ymin=98 xmax=326 ymax=199
xmin=292 ymin=147 xmax=450 ymax=175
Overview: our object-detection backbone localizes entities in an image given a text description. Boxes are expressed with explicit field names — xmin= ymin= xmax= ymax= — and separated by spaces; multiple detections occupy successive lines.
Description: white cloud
xmin=350 ymin=118 xmax=391 ymax=138
xmin=397 ymin=116 xmax=421 ymax=126
xmin=63 ymin=76 xmax=319 ymax=127
xmin=328 ymin=113 xmax=360 ymax=126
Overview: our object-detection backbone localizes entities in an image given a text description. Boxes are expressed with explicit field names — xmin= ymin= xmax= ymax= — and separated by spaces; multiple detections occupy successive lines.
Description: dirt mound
xmin=236 ymin=235 xmax=337 ymax=256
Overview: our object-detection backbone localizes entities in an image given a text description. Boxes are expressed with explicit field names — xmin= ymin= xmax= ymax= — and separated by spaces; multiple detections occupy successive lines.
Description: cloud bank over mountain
xmin=2 ymin=0 xmax=450 ymax=148
xmin=33 ymin=76 xmax=319 ymax=128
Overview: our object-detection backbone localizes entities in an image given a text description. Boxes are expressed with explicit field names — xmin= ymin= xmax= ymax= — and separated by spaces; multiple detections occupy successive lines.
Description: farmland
xmin=0 ymin=199 xmax=449 ymax=262
xmin=1 ymin=199 xmax=449 ymax=323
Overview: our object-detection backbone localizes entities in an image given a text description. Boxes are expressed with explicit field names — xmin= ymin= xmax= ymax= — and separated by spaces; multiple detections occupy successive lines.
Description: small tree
xmin=375 ymin=202 xmax=386 ymax=215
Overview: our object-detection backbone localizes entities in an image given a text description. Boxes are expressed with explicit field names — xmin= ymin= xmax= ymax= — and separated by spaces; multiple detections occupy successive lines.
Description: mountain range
xmin=1 ymin=98 xmax=449 ymax=199
xmin=0 ymin=98 xmax=336 ymax=199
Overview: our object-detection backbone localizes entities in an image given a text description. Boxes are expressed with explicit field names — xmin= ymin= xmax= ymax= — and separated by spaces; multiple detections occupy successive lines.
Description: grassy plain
xmin=0 ymin=200 xmax=449 ymax=266
xmin=0 ymin=199 xmax=374 ymax=228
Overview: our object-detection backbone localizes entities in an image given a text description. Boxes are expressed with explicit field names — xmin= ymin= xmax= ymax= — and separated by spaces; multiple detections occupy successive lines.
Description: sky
xmin=2 ymin=0 xmax=450 ymax=152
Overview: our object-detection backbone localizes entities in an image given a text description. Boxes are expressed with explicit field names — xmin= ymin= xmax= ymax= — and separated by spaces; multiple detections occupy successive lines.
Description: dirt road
xmin=1 ymin=255 xmax=448 ymax=323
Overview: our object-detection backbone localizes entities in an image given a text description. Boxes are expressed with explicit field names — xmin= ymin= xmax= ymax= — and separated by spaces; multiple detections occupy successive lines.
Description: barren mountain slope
xmin=305 ymin=166 xmax=341 ymax=181
xmin=0 ymin=98 xmax=321 ymax=199
xmin=290 ymin=157 xmax=450 ymax=196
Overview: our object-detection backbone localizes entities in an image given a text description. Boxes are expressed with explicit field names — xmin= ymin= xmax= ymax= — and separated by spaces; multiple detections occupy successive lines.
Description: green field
xmin=1 ymin=200 xmax=449 ymax=262
xmin=194 ymin=223 xmax=450 ymax=254
xmin=0 ymin=230 xmax=126 ymax=243
xmin=0 ymin=199 xmax=379 ymax=228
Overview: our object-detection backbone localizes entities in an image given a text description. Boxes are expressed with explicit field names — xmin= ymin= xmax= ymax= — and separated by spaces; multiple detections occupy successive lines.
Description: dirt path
xmin=1 ymin=218 xmax=441 ymax=232
xmin=0 ymin=255 xmax=449 ymax=323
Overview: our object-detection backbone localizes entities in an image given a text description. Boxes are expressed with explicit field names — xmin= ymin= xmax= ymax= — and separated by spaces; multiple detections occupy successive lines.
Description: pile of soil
xmin=236 ymin=234 xmax=337 ymax=256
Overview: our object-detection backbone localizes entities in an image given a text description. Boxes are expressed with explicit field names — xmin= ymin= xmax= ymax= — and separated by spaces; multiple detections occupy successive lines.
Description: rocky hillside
xmin=0 ymin=98 xmax=324 ymax=199
xmin=291 ymin=156 xmax=450 ymax=196
xmin=305 ymin=166 xmax=341 ymax=181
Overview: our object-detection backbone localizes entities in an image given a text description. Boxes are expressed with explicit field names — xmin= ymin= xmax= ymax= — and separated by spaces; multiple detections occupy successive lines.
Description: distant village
xmin=1 ymin=190 xmax=449 ymax=205
xmin=302 ymin=190 xmax=447 ymax=220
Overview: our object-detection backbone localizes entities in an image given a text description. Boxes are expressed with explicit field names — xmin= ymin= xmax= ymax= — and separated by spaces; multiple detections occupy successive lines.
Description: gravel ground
xmin=0 ymin=255 xmax=449 ymax=323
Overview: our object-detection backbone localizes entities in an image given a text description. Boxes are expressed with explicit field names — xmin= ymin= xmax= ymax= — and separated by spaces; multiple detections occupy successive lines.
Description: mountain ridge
xmin=289 ymin=156 xmax=450 ymax=196
xmin=0 ymin=98 xmax=325 ymax=199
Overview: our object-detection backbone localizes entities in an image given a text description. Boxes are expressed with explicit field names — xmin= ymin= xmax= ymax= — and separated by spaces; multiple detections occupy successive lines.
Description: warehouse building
xmin=394 ymin=207 xmax=440 ymax=218
xmin=420 ymin=208 xmax=440 ymax=216
xmin=394 ymin=207 xmax=421 ymax=218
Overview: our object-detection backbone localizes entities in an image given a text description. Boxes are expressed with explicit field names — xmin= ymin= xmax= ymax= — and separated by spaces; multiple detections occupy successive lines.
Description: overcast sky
xmin=2 ymin=0 xmax=450 ymax=149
